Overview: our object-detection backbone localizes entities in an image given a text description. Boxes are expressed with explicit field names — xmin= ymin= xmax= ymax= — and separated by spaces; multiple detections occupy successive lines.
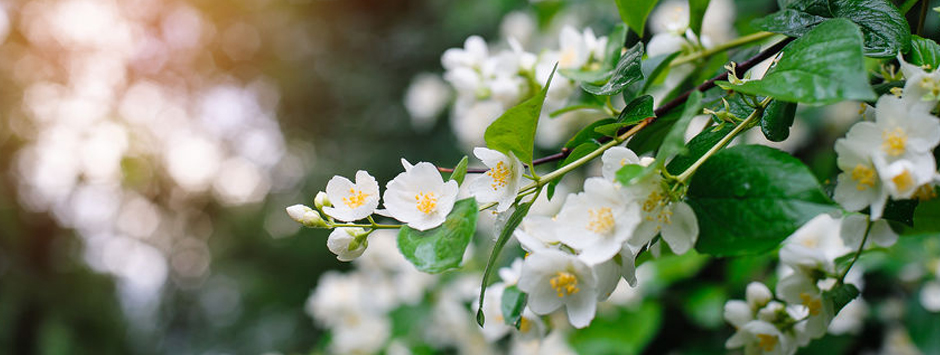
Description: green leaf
xmin=688 ymin=145 xmax=838 ymax=256
xmin=548 ymin=142 xmax=601 ymax=199
xmin=754 ymin=0 xmax=910 ymax=57
xmin=397 ymin=198 xmax=478 ymax=273
xmin=477 ymin=200 xmax=534 ymax=326
xmin=881 ymin=198 xmax=918 ymax=227
xmin=907 ymin=197 xmax=940 ymax=234
xmin=447 ymin=156 xmax=469 ymax=185
xmin=688 ymin=0 xmax=711 ymax=37
xmin=615 ymin=164 xmax=645 ymax=186
xmin=908 ymin=287 xmax=940 ymax=353
xmin=823 ymin=282 xmax=860 ymax=315
xmin=594 ymin=95 xmax=655 ymax=137
xmin=666 ymin=124 xmax=734 ymax=175
xmin=908 ymin=35 xmax=940 ymax=71
xmin=569 ymin=301 xmax=662 ymax=355
xmin=582 ymin=43 xmax=644 ymax=96
xmin=760 ymin=100 xmax=798 ymax=142
xmin=732 ymin=19 xmax=876 ymax=105
xmin=615 ymin=0 xmax=661 ymax=36
xmin=655 ymin=90 xmax=703 ymax=165
xmin=500 ymin=285 xmax=527 ymax=328
xmin=484 ymin=65 xmax=557 ymax=165
xmin=565 ymin=118 xmax=617 ymax=150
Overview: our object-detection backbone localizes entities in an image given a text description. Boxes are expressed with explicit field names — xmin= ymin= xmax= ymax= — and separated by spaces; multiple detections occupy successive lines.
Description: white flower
xmin=499 ymin=258 xmax=525 ymax=285
xmin=873 ymin=153 xmax=937 ymax=199
xmin=725 ymin=320 xmax=796 ymax=355
xmin=514 ymin=215 xmax=561 ymax=252
xmin=557 ymin=26 xmax=591 ymax=69
xmin=619 ymin=244 xmax=639 ymax=287
xmin=404 ymin=73 xmax=451 ymax=131
xmin=451 ymin=98 xmax=505 ymax=149
xmin=329 ymin=314 xmax=391 ymax=355
xmin=594 ymin=258 xmax=622 ymax=301
xmin=468 ymin=147 xmax=526 ymax=212
xmin=775 ymin=272 xmax=832 ymax=341
xmin=779 ymin=214 xmax=850 ymax=274
xmin=747 ymin=282 xmax=773 ymax=310
xmin=865 ymin=96 xmax=940 ymax=163
xmin=442 ymin=35 xmax=489 ymax=71
xmin=898 ymin=54 xmax=940 ymax=112
xmin=839 ymin=214 xmax=899 ymax=249
xmin=322 ymin=170 xmax=380 ymax=222
xmin=627 ymin=174 xmax=699 ymax=254
xmin=285 ymin=204 xmax=326 ymax=227
xmin=920 ymin=280 xmax=940 ymax=312
xmin=555 ymin=177 xmax=641 ymax=265
xmin=833 ymin=124 xmax=888 ymax=217
xmin=382 ymin=160 xmax=459 ymax=231
xmin=518 ymin=249 xmax=599 ymax=328
xmin=724 ymin=300 xmax=754 ymax=329
xmin=327 ymin=227 xmax=368 ymax=262
xmin=601 ymin=146 xmax=641 ymax=181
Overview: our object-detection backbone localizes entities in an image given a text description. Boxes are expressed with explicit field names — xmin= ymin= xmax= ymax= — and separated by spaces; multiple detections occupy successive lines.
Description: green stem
xmin=671 ymin=32 xmax=777 ymax=68
xmin=840 ymin=217 xmax=872 ymax=283
xmin=675 ymin=96 xmax=773 ymax=183
xmin=917 ymin=0 xmax=928 ymax=36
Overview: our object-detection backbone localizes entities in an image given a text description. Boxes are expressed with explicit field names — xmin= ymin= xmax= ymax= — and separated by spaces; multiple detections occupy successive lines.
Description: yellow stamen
xmin=415 ymin=192 xmax=438 ymax=215
xmin=851 ymin=164 xmax=876 ymax=190
xmin=913 ymin=184 xmax=937 ymax=201
xmin=586 ymin=207 xmax=615 ymax=235
xmin=549 ymin=271 xmax=579 ymax=298
xmin=889 ymin=87 xmax=903 ymax=98
xmin=891 ymin=169 xmax=915 ymax=193
xmin=519 ymin=317 xmax=532 ymax=333
xmin=486 ymin=161 xmax=512 ymax=191
xmin=800 ymin=292 xmax=822 ymax=316
xmin=882 ymin=127 xmax=908 ymax=157
xmin=756 ymin=334 xmax=778 ymax=352
xmin=342 ymin=188 xmax=370 ymax=209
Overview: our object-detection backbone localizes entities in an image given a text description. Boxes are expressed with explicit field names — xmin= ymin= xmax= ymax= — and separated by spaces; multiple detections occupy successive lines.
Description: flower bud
xmin=285 ymin=204 xmax=327 ymax=228
xmin=746 ymin=282 xmax=773 ymax=309
xmin=315 ymin=191 xmax=331 ymax=209
xmin=327 ymin=228 xmax=368 ymax=261
xmin=723 ymin=300 xmax=752 ymax=328
xmin=757 ymin=301 xmax=785 ymax=323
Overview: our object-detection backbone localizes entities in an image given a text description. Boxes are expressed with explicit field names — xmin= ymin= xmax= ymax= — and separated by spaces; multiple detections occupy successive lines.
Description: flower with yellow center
xmin=776 ymin=272 xmax=834 ymax=341
xmin=323 ymin=170 xmax=381 ymax=222
xmin=875 ymin=155 xmax=937 ymax=200
xmin=625 ymin=173 xmax=699 ymax=255
xmin=380 ymin=160 xmax=459 ymax=231
xmin=600 ymin=146 xmax=641 ymax=182
xmin=518 ymin=249 xmax=599 ymax=328
xmin=725 ymin=320 xmax=794 ymax=355
xmin=779 ymin=214 xmax=849 ymax=274
xmin=556 ymin=177 xmax=641 ymax=265
xmin=833 ymin=119 xmax=888 ymax=218
xmin=468 ymin=147 xmax=525 ymax=212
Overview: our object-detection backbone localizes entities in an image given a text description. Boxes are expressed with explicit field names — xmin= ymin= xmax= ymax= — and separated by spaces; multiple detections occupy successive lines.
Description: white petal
xmin=660 ymin=201 xmax=698 ymax=254
xmin=565 ymin=291 xmax=598 ymax=328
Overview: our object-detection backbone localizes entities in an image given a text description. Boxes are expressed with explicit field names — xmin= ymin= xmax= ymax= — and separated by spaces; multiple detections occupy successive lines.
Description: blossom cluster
xmin=723 ymin=214 xmax=898 ymax=354
xmin=833 ymin=57 xmax=940 ymax=218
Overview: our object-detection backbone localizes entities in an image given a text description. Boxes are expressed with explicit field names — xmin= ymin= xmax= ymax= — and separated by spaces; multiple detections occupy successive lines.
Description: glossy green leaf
xmin=477 ymin=200 xmax=533 ymax=326
xmin=754 ymin=0 xmax=910 ymax=57
xmin=732 ymin=19 xmax=876 ymax=105
xmin=823 ymin=282 xmax=859 ymax=315
xmin=501 ymin=285 xmax=527 ymax=328
xmin=397 ymin=198 xmax=478 ymax=273
xmin=619 ymin=95 xmax=655 ymax=125
xmin=908 ymin=35 xmax=940 ymax=71
xmin=688 ymin=0 xmax=711 ymax=37
xmin=760 ymin=100 xmax=798 ymax=142
xmin=447 ymin=156 xmax=469 ymax=185
xmin=615 ymin=0 xmax=660 ymax=36
xmin=688 ymin=145 xmax=838 ymax=256
xmin=484 ymin=65 xmax=557 ymax=165
xmin=582 ymin=43 xmax=644 ymax=96
xmin=655 ymin=90 xmax=703 ymax=165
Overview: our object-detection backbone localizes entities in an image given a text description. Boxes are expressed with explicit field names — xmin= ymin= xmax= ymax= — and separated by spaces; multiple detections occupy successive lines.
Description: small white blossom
xmin=382 ymin=160 xmax=459 ymax=231
xmin=779 ymin=214 xmax=850 ymax=274
xmin=920 ymin=280 xmax=940 ymax=312
xmin=746 ymin=282 xmax=773 ymax=310
xmin=725 ymin=320 xmax=796 ymax=355
xmin=555 ymin=177 xmax=641 ymax=265
xmin=404 ymin=73 xmax=451 ymax=131
xmin=724 ymin=299 xmax=753 ymax=328
xmin=833 ymin=125 xmax=888 ymax=217
xmin=327 ymin=227 xmax=368 ymax=262
xmin=601 ymin=146 xmax=641 ymax=181
xmin=323 ymin=170 xmax=380 ymax=222
xmin=775 ymin=272 xmax=832 ymax=341
xmin=468 ymin=147 xmax=526 ymax=212
xmin=285 ymin=204 xmax=326 ymax=227
xmin=627 ymin=174 xmax=699 ymax=254
xmin=514 ymin=215 xmax=561 ymax=252
xmin=518 ymin=249 xmax=599 ymax=328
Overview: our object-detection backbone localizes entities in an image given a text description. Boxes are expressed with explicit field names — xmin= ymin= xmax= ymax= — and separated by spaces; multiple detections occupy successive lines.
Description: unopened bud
xmin=327 ymin=227 xmax=368 ymax=261
xmin=286 ymin=204 xmax=327 ymax=228
xmin=315 ymin=191 xmax=331 ymax=209
xmin=746 ymin=282 xmax=773 ymax=309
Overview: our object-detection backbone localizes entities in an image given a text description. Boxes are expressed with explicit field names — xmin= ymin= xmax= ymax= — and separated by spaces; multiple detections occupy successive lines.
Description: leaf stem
xmin=675 ymin=96 xmax=773 ymax=182
xmin=840 ymin=217 xmax=872 ymax=283
xmin=671 ymin=31 xmax=777 ymax=67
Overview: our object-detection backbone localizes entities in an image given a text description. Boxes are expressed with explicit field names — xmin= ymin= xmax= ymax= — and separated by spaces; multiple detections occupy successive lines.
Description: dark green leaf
xmin=500 ymin=285 xmax=527 ymax=327
xmin=732 ymin=19 xmax=876 ymax=104
xmin=761 ymin=100 xmax=798 ymax=142
xmin=655 ymin=90 xmax=703 ymax=165
xmin=447 ymin=156 xmax=469 ymax=185
xmin=615 ymin=0 xmax=661 ymax=36
xmin=398 ymin=198 xmax=479 ymax=273
xmin=907 ymin=196 xmax=940 ymax=234
xmin=582 ymin=43 xmax=644 ymax=96
xmin=548 ymin=142 xmax=601 ymax=199
xmin=908 ymin=35 xmax=940 ymax=71
xmin=618 ymin=95 xmax=655 ymax=125
xmin=485 ymin=65 xmax=557 ymax=165
xmin=881 ymin=198 xmax=918 ymax=227
xmin=688 ymin=145 xmax=838 ymax=256
xmin=823 ymin=283 xmax=860 ymax=315
xmin=688 ymin=0 xmax=711 ymax=37
xmin=477 ymin=200 xmax=534 ymax=326
xmin=564 ymin=118 xmax=617 ymax=150
xmin=751 ymin=9 xmax=826 ymax=37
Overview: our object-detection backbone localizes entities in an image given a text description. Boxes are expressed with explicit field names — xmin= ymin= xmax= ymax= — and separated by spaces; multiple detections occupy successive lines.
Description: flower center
xmin=882 ymin=127 xmax=907 ymax=157
xmin=415 ymin=192 xmax=438 ymax=215
xmin=643 ymin=191 xmax=672 ymax=226
xmin=799 ymin=292 xmax=822 ymax=316
xmin=914 ymin=184 xmax=937 ymax=201
xmin=549 ymin=271 xmax=580 ymax=298
xmin=559 ymin=49 xmax=578 ymax=68
xmin=756 ymin=333 xmax=778 ymax=352
xmin=486 ymin=161 xmax=512 ymax=191
xmin=519 ymin=317 xmax=532 ymax=333
xmin=342 ymin=188 xmax=369 ymax=209
xmin=891 ymin=169 xmax=915 ymax=194
xmin=586 ymin=207 xmax=615 ymax=235
xmin=850 ymin=164 xmax=876 ymax=190
xmin=920 ymin=76 xmax=940 ymax=101
xmin=800 ymin=237 xmax=818 ymax=248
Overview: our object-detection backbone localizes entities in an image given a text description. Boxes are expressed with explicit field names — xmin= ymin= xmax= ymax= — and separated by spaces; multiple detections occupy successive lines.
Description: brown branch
xmin=438 ymin=36 xmax=794 ymax=174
